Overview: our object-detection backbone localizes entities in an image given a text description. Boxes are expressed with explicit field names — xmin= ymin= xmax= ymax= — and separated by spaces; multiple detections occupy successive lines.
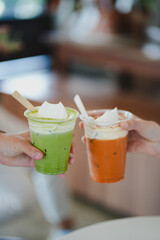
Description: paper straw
xmin=12 ymin=90 xmax=37 ymax=112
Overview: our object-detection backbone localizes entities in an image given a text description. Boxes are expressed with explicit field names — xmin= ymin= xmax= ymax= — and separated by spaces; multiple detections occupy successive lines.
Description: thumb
xmin=121 ymin=118 xmax=144 ymax=132
xmin=19 ymin=140 xmax=43 ymax=160
xmin=121 ymin=118 xmax=160 ymax=142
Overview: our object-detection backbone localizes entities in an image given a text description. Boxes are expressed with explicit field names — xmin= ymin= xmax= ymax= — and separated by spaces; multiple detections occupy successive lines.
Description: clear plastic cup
xmin=80 ymin=109 xmax=133 ymax=183
xmin=24 ymin=107 xmax=79 ymax=175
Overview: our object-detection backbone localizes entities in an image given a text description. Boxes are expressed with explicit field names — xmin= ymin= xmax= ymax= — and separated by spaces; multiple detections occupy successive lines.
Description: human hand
xmin=120 ymin=117 xmax=160 ymax=159
xmin=0 ymin=130 xmax=43 ymax=167
xmin=21 ymin=131 xmax=77 ymax=169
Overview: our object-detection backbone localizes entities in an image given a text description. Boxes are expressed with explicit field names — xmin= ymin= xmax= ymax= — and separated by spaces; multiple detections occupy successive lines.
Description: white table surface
xmin=61 ymin=216 xmax=160 ymax=240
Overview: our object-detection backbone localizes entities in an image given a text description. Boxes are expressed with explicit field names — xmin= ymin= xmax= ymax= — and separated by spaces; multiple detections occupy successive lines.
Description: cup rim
xmin=24 ymin=107 xmax=79 ymax=123
xmin=80 ymin=109 xmax=133 ymax=127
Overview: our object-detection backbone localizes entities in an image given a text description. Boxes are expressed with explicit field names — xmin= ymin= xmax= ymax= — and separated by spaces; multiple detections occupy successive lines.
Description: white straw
xmin=74 ymin=94 xmax=88 ymax=118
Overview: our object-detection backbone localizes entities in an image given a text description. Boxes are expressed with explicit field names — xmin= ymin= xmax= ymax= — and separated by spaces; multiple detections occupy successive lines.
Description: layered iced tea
xmin=81 ymin=109 xmax=132 ymax=183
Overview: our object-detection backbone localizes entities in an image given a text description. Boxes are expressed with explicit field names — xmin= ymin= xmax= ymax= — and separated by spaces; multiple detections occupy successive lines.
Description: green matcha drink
xmin=24 ymin=107 xmax=79 ymax=175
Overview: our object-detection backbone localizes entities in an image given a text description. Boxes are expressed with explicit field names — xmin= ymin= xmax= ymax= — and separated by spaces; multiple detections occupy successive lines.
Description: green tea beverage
xmin=24 ymin=102 xmax=79 ymax=175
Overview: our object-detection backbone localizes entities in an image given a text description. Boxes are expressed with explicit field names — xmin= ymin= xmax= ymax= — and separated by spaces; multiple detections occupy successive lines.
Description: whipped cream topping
xmin=84 ymin=108 xmax=128 ymax=140
xmin=95 ymin=107 xmax=119 ymax=126
xmin=38 ymin=101 xmax=68 ymax=119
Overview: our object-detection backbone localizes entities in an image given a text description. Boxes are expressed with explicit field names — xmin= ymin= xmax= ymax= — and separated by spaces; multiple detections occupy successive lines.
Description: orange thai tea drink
xmin=81 ymin=108 xmax=132 ymax=183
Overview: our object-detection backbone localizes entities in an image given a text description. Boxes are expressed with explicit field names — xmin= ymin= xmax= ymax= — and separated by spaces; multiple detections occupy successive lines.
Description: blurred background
xmin=0 ymin=0 xmax=160 ymax=239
